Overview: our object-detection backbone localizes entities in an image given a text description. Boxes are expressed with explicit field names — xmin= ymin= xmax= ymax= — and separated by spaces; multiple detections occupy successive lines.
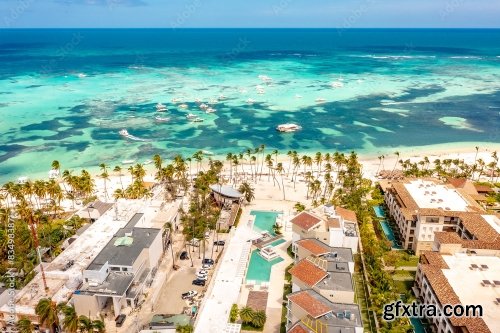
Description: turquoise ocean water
xmin=1 ymin=29 xmax=500 ymax=181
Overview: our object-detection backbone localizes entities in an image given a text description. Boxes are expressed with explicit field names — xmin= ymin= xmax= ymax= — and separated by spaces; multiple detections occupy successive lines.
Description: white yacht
xmin=191 ymin=117 xmax=204 ymax=122
xmin=179 ymin=103 xmax=188 ymax=109
xmin=122 ymin=160 xmax=135 ymax=165
xmin=315 ymin=98 xmax=326 ymax=103
xmin=156 ymin=103 xmax=167 ymax=111
xmin=186 ymin=113 xmax=197 ymax=119
xmin=119 ymin=129 xmax=130 ymax=136
xmin=205 ymin=107 xmax=216 ymax=113
xmin=199 ymin=103 xmax=208 ymax=110
xmin=276 ymin=123 xmax=302 ymax=132
xmin=247 ymin=98 xmax=255 ymax=104
xmin=155 ymin=116 xmax=171 ymax=122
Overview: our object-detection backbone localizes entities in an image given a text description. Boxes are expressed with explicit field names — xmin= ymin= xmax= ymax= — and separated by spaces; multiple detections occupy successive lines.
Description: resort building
xmin=286 ymin=290 xmax=363 ymax=333
xmin=73 ymin=213 xmax=163 ymax=318
xmin=289 ymin=254 xmax=355 ymax=304
xmin=415 ymin=251 xmax=500 ymax=333
xmin=290 ymin=205 xmax=359 ymax=254
xmin=380 ymin=178 xmax=485 ymax=254
xmin=294 ymin=239 xmax=354 ymax=273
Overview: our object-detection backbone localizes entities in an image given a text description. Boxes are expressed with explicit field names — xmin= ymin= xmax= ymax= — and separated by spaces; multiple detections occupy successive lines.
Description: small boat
xmin=276 ymin=123 xmax=302 ymax=133
xmin=186 ymin=113 xmax=197 ymax=119
xmin=205 ymin=107 xmax=216 ymax=113
xmin=155 ymin=116 xmax=171 ymax=122
xmin=122 ymin=160 xmax=135 ymax=165
xmin=156 ymin=103 xmax=167 ymax=111
xmin=119 ymin=129 xmax=130 ymax=136
xmin=247 ymin=98 xmax=255 ymax=104
xmin=331 ymin=81 xmax=344 ymax=88
xmin=202 ymin=150 xmax=214 ymax=156
xmin=218 ymin=94 xmax=226 ymax=100
xmin=171 ymin=97 xmax=182 ymax=103
xmin=191 ymin=117 xmax=204 ymax=122
xmin=315 ymin=98 xmax=326 ymax=103
xmin=199 ymin=103 xmax=208 ymax=110
xmin=295 ymin=94 xmax=303 ymax=99
xmin=179 ymin=103 xmax=188 ymax=109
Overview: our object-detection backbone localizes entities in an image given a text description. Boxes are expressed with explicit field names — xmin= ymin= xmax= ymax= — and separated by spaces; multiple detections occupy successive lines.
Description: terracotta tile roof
xmin=296 ymin=239 xmax=330 ymax=256
xmin=420 ymin=264 xmax=491 ymax=333
xmin=448 ymin=178 xmax=467 ymax=188
xmin=290 ymin=211 xmax=322 ymax=231
xmin=327 ymin=217 xmax=341 ymax=228
xmin=475 ymin=184 xmax=493 ymax=193
xmin=289 ymin=259 xmax=327 ymax=287
xmin=420 ymin=251 xmax=449 ymax=269
xmin=335 ymin=207 xmax=357 ymax=223
xmin=391 ymin=182 xmax=419 ymax=210
xmin=288 ymin=323 xmax=309 ymax=333
xmin=288 ymin=291 xmax=331 ymax=318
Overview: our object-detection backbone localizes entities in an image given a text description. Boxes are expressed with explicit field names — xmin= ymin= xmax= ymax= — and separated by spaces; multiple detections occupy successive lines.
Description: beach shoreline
xmin=3 ymin=141 xmax=500 ymax=185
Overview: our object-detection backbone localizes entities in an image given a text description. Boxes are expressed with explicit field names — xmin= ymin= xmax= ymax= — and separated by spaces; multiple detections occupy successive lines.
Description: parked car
xmin=195 ymin=272 xmax=208 ymax=280
xmin=202 ymin=258 xmax=214 ymax=265
xmin=192 ymin=279 xmax=206 ymax=286
xmin=213 ymin=240 xmax=225 ymax=246
xmin=197 ymin=269 xmax=208 ymax=275
xmin=181 ymin=290 xmax=198 ymax=299
xmin=202 ymin=263 xmax=212 ymax=269
xmin=115 ymin=314 xmax=126 ymax=327
xmin=180 ymin=251 xmax=189 ymax=260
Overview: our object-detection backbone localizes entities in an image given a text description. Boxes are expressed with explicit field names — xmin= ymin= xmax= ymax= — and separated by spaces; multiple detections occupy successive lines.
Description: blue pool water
xmin=268 ymin=239 xmax=286 ymax=247
xmin=410 ymin=317 xmax=426 ymax=333
xmin=373 ymin=206 xmax=386 ymax=218
xmin=246 ymin=250 xmax=283 ymax=284
xmin=379 ymin=220 xmax=402 ymax=249
xmin=250 ymin=210 xmax=282 ymax=235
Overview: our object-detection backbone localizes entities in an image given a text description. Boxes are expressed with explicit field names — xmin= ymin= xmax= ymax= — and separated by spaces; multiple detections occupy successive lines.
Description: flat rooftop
xmin=441 ymin=254 xmax=500 ymax=333
xmin=87 ymin=213 xmax=161 ymax=270
xmin=77 ymin=272 xmax=134 ymax=296
xmin=317 ymin=271 xmax=353 ymax=292
xmin=404 ymin=180 xmax=470 ymax=211
xmin=482 ymin=214 xmax=500 ymax=235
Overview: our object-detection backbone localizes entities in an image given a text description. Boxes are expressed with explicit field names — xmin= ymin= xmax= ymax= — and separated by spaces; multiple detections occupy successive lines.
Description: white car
xmin=195 ymin=272 xmax=208 ymax=280
xmin=181 ymin=290 xmax=198 ymax=299
xmin=197 ymin=269 xmax=208 ymax=275
xmin=202 ymin=263 xmax=212 ymax=269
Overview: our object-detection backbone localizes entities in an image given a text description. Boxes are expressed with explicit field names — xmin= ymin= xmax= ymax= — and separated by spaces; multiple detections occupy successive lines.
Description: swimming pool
xmin=373 ymin=205 xmax=386 ymax=218
xmin=268 ymin=239 xmax=286 ymax=247
xmin=246 ymin=250 xmax=283 ymax=284
xmin=379 ymin=220 xmax=402 ymax=249
xmin=250 ymin=210 xmax=282 ymax=235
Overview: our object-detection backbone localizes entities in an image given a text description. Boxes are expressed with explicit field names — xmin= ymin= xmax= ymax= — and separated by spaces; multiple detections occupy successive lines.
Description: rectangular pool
xmin=245 ymin=250 xmax=283 ymax=284
xmin=379 ymin=220 xmax=402 ymax=249
xmin=373 ymin=205 xmax=386 ymax=218
xmin=250 ymin=210 xmax=282 ymax=235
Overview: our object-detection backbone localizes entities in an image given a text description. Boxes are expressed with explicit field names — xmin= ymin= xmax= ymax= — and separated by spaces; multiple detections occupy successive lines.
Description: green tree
xmin=251 ymin=310 xmax=267 ymax=328
xmin=230 ymin=304 xmax=239 ymax=323
xmin=176 ymin=324 xmax=194 ymax=333
xmin=239 ymin=306 xmax=254 ymax=324
xmin=60 ymin=304 xmax=79 ymax=333
xmin=238 ymin=182 xmax=255 ymax=203
xmin=16 ymin=316 xmax=34 ymax=333
xmin=35 ymin=298 xmax=59 ymax=333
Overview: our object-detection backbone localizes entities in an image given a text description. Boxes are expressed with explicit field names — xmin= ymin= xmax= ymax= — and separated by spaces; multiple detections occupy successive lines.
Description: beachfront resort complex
xmin=1 ymin=146 xmax=499 ymax=333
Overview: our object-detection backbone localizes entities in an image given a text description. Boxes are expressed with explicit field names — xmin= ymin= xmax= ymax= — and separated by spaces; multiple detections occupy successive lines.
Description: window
xmin=426 ymin=217 xmax=439 ymax=223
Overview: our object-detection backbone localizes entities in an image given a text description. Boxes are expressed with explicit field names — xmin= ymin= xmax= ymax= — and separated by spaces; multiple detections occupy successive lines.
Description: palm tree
xmin=35 ymin=298 xmax=59 ymax=333
xmin=113 ymin=166 xmax=124 ymax=190
xmin=276 ymin=162 xmax=286 ymax=200
xmin=259 ymin=144 xmax=265 ymax=180
xmin=239 ymin=306 xmax=254 ymax=324
xmin=51 ymin=160 xmax=60 ymax=177
xmin=99 ymin=163 xmax=109 ymax=200
xmin=251 ymin=310 xmax=267 ymax=328
xmin=238 ymin=182 xmax=255 ymax=203
xmin=391 ymin=151 xmax=400 ymax=178
xmin=60 ymin=305 xmax=79 ymax=333
xmin=78 ymin=315 xmax=92 ymax=333
xmin=17 ymin=317 xmax=34 ymax=333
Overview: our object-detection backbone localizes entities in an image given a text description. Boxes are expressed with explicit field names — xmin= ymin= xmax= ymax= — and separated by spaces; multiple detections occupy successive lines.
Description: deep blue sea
xmin=0 ymin=29 xmax=499 ymax=180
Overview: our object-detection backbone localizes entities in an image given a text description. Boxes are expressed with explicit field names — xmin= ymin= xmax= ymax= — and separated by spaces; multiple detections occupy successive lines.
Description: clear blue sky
xmin=1 ymin=0 xmax=499 ymax=28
